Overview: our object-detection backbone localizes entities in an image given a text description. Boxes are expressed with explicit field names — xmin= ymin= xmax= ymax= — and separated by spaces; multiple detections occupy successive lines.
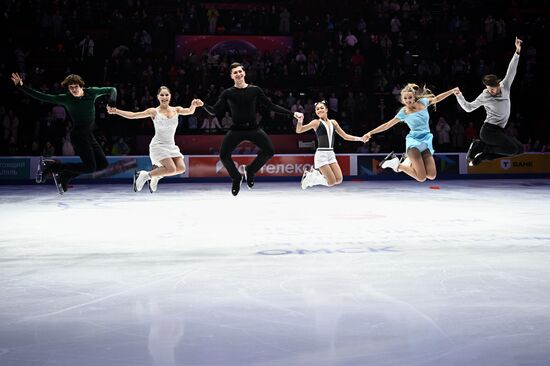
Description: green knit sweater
xmin=19 ymin=85 xmax=117 ymax=128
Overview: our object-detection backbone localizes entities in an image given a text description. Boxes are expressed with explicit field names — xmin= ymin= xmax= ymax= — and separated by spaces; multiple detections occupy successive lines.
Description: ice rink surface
xmin=1 ymin=179 xmax=549 ymax=366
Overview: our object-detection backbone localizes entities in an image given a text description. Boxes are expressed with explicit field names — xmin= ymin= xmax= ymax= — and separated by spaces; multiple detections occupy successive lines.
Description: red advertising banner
xmin=175 ymin=35 xmax=293 ymax=60
xmin=188 ymin=155 xmax=351 ymax=178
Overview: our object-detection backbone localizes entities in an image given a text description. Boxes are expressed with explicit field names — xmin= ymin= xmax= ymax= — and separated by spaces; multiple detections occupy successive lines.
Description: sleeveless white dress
xmin=149 ymin=107 xmax=183 ymax=165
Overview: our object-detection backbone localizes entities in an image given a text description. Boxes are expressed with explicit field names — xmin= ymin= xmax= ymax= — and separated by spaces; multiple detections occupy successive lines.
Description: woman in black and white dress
xmin=107 ymin=86 xmax=202 ymax=192
xmin=296 ymin=100 xmax=366 ymax=189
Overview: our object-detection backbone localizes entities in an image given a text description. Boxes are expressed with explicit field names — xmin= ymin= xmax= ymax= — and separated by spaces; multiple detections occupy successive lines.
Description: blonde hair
xmin=400 ymin=83 xmax=434 ymax=103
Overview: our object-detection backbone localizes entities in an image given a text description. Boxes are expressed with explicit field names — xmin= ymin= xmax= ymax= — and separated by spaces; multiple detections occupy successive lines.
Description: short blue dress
xmin=394 ymin=97 xmax=434 ymax=154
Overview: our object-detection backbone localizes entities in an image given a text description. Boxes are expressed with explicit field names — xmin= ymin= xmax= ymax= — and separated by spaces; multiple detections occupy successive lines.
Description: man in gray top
xmin=454 ymin=37 xmax=524 ymax=166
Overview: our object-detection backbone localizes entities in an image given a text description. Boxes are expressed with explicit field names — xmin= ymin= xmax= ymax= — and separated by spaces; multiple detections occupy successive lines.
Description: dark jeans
xmin=220 ymin=128 xmax=275 ymax=181
xmin=56 ymin=128 xmax=108 ymax=178
xmin=479 ymin=123 xmax=524 ymax=161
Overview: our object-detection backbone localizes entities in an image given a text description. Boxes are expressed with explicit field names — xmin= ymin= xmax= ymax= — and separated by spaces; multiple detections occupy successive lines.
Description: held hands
xmin=515 ymin=37 xmax=522 ymax=53
xmin=106 ymin=106 xmax=117 ymax=114
xmin=294 ymin=112 xmax=304 ymax=122
xmin=361 ymin=133 xmax=372 ymax=142
xmin=11 ymin=73 xmax=23 ymax=86
xmin=453 ymin=87 xmax=461 ymax=96
xmin=191 ymin=99 xmax=204 ymax=107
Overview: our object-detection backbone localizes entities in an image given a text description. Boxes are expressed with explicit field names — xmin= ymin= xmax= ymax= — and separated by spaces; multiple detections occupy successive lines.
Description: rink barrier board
xmin=0 ymin=153 xmax=549 ymax=183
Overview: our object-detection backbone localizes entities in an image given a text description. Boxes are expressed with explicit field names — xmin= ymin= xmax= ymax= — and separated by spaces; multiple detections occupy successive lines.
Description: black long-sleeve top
xmin=203 ymin=85 xmax=293 ymax=130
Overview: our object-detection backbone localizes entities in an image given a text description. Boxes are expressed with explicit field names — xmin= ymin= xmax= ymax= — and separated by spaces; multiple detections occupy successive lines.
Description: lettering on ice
xmin=257 ymin=247 xmax=399 ymax=255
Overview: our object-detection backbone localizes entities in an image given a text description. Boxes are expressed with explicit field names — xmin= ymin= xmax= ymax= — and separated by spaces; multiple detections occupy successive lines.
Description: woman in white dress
xmin=107 ymin=86 xmax=202 ymax=192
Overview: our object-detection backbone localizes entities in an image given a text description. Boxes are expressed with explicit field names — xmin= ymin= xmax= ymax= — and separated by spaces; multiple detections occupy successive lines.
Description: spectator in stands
xmin=201 ymin=115 xmax=221 ymax=133
xmin=436 ymin=117 xmax=451 ymax=151
xmin=43 ymin=141 xmax=56 ymax=156
xmin=450 ymin=119 xmax=465 ymax=151
xmin=221 ymin=111 xmax=233 ymax=129
xmin=111 ymin=137 xmax=130 ymax=155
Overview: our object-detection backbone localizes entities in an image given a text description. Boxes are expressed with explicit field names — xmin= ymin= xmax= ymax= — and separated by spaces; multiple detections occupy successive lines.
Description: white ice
xmin=0 ymin=179 xmax=550 ymax=366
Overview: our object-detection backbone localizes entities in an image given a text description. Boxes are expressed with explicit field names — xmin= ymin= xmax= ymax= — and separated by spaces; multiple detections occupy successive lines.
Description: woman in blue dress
xmin=363 ymin=83 xmax=458 ymax=182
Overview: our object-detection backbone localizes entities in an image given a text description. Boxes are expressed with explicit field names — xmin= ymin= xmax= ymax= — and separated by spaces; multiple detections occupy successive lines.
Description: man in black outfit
xmin=202 ymin=63 xmax=304 ymax=196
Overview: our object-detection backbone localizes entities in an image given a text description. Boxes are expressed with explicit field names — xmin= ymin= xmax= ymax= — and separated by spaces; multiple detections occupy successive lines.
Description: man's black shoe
xmin=469 ymin=152 xmax=485 ymax=167
xmin=466 ymin=139 xmax=483 ymax=162
xmin=244 ymin=166 xmax=254 ymax=189
xmin=231 ymin=175 xmax=244 ymax=196
xmin=59 ymin=172 xmax=77 ymax=192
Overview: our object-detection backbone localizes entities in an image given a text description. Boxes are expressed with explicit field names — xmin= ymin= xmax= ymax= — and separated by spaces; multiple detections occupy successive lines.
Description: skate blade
xmin=243 ymin=168 xmax=252 ymax=190
xmin=36 ymin=157 xmax=57 ymax=183
xmin=51 ymin=173 xmax=64 ymax=195
xmin=379 ymin=151 xmax=396 ymax=168
xmin=133 ymin=171 xmax=138 ymax=192
xmin=36 ymin=157 xmax=44 ymax=183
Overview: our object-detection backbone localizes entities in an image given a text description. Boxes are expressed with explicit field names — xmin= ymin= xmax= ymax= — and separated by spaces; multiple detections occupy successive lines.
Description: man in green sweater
xmin=11 ymin=73 xmax=117 ymax=193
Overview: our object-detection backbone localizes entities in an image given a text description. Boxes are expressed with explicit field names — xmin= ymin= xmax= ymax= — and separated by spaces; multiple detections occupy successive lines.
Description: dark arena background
xmin=1 ymin=1 xmax=549 ymax=365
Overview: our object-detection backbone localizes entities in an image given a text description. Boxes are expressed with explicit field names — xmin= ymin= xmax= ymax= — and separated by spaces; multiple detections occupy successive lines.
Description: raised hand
xmin=11 ymin=73 xmax=23 ymax=86
xmin=294 ymin=112 xmax=304 ymax=120
xmin=515 ymin=37 xmax=522 ymax=53
xmin=192 ymin=99 xmax=204 ymax=107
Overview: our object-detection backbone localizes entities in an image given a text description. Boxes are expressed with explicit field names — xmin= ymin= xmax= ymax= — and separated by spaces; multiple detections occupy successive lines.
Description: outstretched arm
xmin=90 ymin=87 xmax=118 ymax=106
xmin=176 ymin=99 xmax=202 ymax=116
xmin=362 ymin=117 xmax=401 ymax=142
xmin=501 ymin=37 xmax=522 ymax=89
xmin=202 ymin=92 xmax=227 ymax=116
xmin=107 ymin=106 xmax=156 ymax=119
xmin=296 ymin=117 xmax=318 ymax=134
xmin=454 ymin=88 xmax=484 ymax=113
xmin=256 ymin=87 xmax=295 ymax=116
xmin=428 ymin=87 xmax=459 ymax=105
xmin=333 ymin=121 xmax=366 ymax=142
xmin=11 ymin=72 xmax=65 ymax=104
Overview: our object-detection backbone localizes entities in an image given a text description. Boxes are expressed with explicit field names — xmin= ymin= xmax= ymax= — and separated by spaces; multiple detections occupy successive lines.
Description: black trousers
xmin=220 ymin=128 xmax=275 ymax=181
xmin=479 ymin=123 xmax=524 ymax=160
xmin=56 ymin=128 xmax=108 ymax=178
